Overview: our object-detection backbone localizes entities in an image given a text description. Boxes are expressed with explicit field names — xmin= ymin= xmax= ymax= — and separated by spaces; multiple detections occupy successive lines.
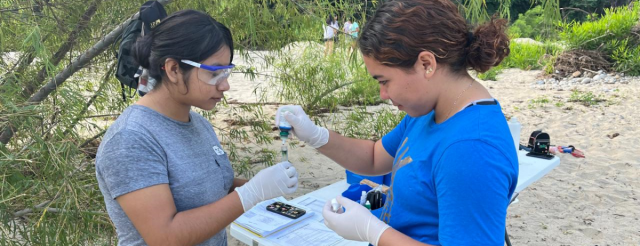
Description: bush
xmin=508 ymin=6 xmax=549 ymax=39
xmin=559 ymin=2 xmax=640 ymax=75
xmin=611 ymin=39 xmax=640 ymax=75
xmin=559 ymin=4 xmax=638 ymax=53
xmin=502 ymin=42 xmax=547 ymax=70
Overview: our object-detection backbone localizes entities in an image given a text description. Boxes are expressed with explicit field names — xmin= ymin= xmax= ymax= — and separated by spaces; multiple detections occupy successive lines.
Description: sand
xmin=223 ymin=48 xmax=640 ymax=245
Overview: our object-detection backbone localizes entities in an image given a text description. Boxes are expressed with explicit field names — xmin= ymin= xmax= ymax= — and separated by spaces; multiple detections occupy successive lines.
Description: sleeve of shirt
xmin=381 ymin=116 xmax=409 ymax=158
xmin=433 ymin=140 xmax=517 ymax=245
xmin=96 ymin=129 xmax=168 ymax=199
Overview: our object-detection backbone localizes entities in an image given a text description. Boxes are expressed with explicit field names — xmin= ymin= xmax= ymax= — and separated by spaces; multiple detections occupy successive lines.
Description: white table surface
xmin=231 ymin=150 xmax=560 ymax=246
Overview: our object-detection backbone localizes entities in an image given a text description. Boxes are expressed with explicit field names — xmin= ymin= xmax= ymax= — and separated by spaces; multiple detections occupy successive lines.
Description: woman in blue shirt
xmin=276 ymin=0 xmax=517 ymax=245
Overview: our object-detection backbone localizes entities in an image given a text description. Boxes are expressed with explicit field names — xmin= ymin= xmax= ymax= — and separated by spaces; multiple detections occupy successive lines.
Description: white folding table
xmin=231 ymin=150 xmax=560 ymax=246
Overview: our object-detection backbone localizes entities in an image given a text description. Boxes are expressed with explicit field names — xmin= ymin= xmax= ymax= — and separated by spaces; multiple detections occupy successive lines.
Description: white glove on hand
xmin=235 ymin=161 xmax=298 ymax=211
xmin=275 ymin=105 xmax=329 ymax=148
xmin=322 ymin=196 xmax=390 ymax=246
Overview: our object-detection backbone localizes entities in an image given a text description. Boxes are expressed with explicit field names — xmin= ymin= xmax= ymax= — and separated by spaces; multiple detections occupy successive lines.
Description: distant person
xmin=332 ymin=15 xmax=340 ymax=42
xmin=348 ymin=19 xmax=359 ymax=52
xmin=95 ymin=10 xmax=298 ymax=246
xmin=343 ymin=18 xmax=352 ymax=39
xmin=277 ymin=0 xmax=516 ymax=245
xmin=323 ymin=16 xmax=336 ymax=56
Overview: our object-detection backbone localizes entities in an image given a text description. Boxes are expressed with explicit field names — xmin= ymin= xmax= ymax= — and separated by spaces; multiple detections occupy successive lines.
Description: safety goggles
xmin=181 ymin=60 xmax=235 ymax=86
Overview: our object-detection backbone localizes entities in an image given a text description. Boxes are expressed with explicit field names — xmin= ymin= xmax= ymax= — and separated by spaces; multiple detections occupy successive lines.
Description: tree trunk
xmin=0 ymin=0 xmax=173 ymax=146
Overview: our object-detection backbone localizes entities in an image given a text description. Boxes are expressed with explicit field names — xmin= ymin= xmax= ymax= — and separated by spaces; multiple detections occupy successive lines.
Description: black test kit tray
xmin=266 ymin=201 xmax=306 ymax=219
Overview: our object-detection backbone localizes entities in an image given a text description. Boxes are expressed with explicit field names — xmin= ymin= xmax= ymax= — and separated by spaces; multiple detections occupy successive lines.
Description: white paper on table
xmin=266 ymin=220 xmax=361 ymax=246
xmin=295 ymin=196 xmax=327 ymax=222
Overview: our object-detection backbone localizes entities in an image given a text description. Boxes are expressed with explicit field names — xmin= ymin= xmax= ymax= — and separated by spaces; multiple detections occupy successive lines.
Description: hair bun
xmin=466 ymin=18 xmax=510 ymax=73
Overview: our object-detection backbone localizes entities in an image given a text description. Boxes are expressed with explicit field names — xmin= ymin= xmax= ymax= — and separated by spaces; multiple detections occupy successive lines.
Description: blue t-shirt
xmin=379 ymin=102 xmax=518 ymax=245
xmin=350 ymin=22 xmax=359 ymax=38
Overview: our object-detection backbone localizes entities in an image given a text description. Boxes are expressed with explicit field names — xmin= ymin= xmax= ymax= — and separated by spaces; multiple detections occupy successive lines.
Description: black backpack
xmin=115 ymin=1 xmax=167 ymax=101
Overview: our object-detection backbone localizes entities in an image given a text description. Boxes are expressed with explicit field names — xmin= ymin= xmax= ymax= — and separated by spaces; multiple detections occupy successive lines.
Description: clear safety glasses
xmin=181 ymin=60 xmax=235 ymax=86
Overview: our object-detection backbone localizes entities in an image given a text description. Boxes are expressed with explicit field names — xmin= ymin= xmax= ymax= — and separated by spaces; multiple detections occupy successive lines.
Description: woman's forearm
xmin=317 ymin=131 xmax=392 ymax=176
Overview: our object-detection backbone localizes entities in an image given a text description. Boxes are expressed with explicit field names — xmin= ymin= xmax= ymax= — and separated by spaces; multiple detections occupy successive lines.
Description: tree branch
xmin=0 ymin=0 xmax=173 ymax=146
xmin=62 ymin=62 xmax=116 ymax=136
xmin=21 ymin=0 xmax=102 ymax=99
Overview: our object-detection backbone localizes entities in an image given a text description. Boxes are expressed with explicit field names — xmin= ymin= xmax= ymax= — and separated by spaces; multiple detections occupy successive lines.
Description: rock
xmin=572 ymin=71 xmax=581 ymax=77
xmin=597 ymin=70 xmax=605 ymax=74
xmin=582 ymin=78 xmax=592 ymax=84
xmin=536 ymin=80 xmax=545 ymax=85
xmin=593 ymin=74 xmax=605 ymax=81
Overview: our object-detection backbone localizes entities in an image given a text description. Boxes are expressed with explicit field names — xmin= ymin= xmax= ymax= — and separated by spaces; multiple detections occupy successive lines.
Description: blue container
xmin=345 ymin=170 xmax=384 ymax=185
xmin=382 ymin=172 xmax=392 ymax=186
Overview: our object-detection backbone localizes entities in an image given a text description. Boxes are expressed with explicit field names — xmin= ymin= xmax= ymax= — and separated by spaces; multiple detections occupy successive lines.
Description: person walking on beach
xmin=95 ymin=10 xmax=298 ymax=246
xmin=276 ymin=0 xmax=516 ymax=245
xmin=323 ymin=16 xmax=337 ymax=56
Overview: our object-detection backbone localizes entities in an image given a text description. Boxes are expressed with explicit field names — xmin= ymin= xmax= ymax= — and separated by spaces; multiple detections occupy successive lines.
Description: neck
xmin=136 ymin=85 xmax=191 ymax=122
xmin=434 ymin=74 xmax=485 ymax=124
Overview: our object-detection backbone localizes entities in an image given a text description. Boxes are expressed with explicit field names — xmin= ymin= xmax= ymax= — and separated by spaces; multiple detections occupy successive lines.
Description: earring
xmin=425 ymin=67 xmax=433 ymax=75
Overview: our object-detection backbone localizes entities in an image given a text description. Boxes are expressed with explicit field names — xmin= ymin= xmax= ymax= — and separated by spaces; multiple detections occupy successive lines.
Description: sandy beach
xmin=222 ymin=49 xmax=640 ymax=245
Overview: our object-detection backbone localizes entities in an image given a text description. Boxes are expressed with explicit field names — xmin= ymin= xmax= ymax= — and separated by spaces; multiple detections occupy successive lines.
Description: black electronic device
xmin=266 ymin=202 xmax=306 ymax=219
xmin=526 ymin=130 xmax=554 ymax=160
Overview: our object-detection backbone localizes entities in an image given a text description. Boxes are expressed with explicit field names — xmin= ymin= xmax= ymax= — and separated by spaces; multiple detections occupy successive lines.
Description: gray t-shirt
xmin=96 ymin=105 xmax=234 ymax=246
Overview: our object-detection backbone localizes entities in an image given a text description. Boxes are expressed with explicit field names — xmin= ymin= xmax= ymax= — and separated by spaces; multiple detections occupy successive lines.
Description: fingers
xmin=277 ymin=162 xmax=298 ymax=192
xmin=284 ymin=165 xmax=296 ymax=178
xmin=336 ymin=196 xmax=359 ymax=210
xmin=276 ymin=105 xmax=304 ymax=127
xmin=322 ymin=199 xmax=339 ymax=225
xmin=283 ymin=111 xmax=302 ymax=127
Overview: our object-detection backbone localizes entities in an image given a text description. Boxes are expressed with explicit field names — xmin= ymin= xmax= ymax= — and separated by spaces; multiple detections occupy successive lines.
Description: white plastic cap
xmin=331 ymin=198 xmax=340 ymax=212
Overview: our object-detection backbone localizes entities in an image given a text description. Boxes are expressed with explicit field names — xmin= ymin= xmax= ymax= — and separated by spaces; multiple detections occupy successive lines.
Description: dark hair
xmin=326 ymin=16 xmax=332 ymax=25
xmin=133 ymin=10 xmax=234 ymax=89
xmin=358 ymin=0 xmax=509 ymax=73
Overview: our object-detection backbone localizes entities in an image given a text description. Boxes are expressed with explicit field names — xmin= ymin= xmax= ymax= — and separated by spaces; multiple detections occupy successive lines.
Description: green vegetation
xmin=528 ymin=96 xmax=551 ymax=109
xmin=509 ymin=6 xmax=549 ymax=39
xmin=272 ymin=47 xmax=381 ymax=113
xmin=1 ymin=0 xmax=638 ymax=244
xmin=560 ymin=2 xmax=640 ymax=75
xmin=335 ymin=108 xmax=406 ymax=141
xmin=569 ymin=90 xmax=606 ymax=106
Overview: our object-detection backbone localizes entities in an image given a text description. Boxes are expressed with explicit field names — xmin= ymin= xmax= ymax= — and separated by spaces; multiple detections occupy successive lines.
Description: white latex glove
xmin=275 ymin=105 xmax=329 ymax=148
xmin=235 ymin=161 xmax=298 ymax=211
xmin=322 ymin=196 xmax=390 ymax=246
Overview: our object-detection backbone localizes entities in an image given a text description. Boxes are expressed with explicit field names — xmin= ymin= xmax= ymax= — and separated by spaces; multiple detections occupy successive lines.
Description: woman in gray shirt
xmin=95 ymin=10 xmax=298 ymax=246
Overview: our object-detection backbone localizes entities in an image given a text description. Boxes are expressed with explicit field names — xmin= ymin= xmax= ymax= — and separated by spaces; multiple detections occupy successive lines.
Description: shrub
xmin=502 ymin=42 xmax=547 ymax=70
xmin=559 ymin=2 xmax=640 ymax=75
xmin=611 ymin=39 xmax=640 ymax=75
xmin=508 ymin=6 xmax=551 ymax=39
xmin=559 ymin=4 xmax=639 ymax=53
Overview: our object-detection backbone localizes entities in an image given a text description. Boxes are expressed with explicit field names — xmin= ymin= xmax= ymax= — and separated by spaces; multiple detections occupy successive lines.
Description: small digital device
xmin=266 ymin=201 xmax=306 ymax=219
